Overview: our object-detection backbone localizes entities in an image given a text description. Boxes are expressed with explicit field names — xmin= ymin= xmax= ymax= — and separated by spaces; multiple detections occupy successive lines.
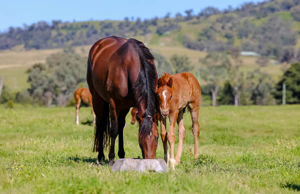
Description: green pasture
xmin=0 ymin=105 xmax=299 ymax=193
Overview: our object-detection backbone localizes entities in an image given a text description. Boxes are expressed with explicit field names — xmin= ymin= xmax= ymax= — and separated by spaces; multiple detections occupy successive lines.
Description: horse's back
xmin=87 ymin=36 xmax=142 ymax=107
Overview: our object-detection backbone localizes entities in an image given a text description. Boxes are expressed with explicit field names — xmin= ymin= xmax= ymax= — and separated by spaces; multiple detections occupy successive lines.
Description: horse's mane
xmin=128 ymin=38 xmax=158 ymax=137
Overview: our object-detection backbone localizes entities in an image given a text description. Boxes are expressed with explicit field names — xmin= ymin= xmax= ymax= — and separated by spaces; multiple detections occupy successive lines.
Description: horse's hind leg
xmin=75 ymin=98 xmax=81 ymax=125
xmin=175 ymin=110 xmax=185 ymax=165
xmin=118 ymin=109 xmax=129 ymax=159
xmin=108 ymin=99 xmax=118 ymax=166
xmin=93 ymin=96 xmax=108 ymax=164
xmin=189 ymin=104 xmax=200 ymax=158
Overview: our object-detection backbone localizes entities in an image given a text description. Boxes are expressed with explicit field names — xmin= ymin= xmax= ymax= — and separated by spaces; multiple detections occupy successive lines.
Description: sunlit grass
xmin=0 ymin=105 xmax=299 ymax=193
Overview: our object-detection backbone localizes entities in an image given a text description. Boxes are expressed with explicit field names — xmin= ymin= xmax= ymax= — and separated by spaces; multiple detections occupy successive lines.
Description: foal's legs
xmin=118 ymin=109 xmax=129 ymax=159
xmin=167 ymin=110 xmax=179 ymax=170
xmin=160 ymin=118 xmax=169 ymax=164
xmin=175 ymin=110 xmax=186 ymax=165
xmin=189 ymin=104 xmax=200 ymax=158
xmin=75 ymin=98 xmax=81 ymax=125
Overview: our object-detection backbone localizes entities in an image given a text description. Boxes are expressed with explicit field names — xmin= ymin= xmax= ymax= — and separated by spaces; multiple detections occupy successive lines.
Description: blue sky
xmin=0 ymin=0 xmax=265 ymax=32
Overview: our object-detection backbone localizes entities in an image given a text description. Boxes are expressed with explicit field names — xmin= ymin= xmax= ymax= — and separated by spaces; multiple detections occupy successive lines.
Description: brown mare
xmin=87 ymin=36 xmax=159 ymax=165
xmin=156 ymin=72 xmax=201 ymax=170
xmin=74 ymin=87 xmax=95 ymax=126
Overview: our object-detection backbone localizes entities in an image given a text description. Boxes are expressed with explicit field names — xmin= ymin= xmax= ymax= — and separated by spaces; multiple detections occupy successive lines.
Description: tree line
xmin=1 ymin=49 xmax=299 ymax=107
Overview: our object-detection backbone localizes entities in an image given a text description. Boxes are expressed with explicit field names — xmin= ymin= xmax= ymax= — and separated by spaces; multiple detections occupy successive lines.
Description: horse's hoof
xmin=108 ymin=160 xmax=114 ymax=166
xmin=96 ymin=160 xmax=104 ymax=166
xmin=169 ymin=158 xmax=176 ymax=170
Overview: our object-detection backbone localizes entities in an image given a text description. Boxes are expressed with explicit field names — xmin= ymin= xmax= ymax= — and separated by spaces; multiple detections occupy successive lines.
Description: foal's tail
xmin=93 ymin=102 xmax=110 ymax=152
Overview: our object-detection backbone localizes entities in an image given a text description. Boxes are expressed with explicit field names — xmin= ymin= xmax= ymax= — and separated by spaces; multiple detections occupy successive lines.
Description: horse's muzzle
xmin=160 ymin=109 xmax=169 ymax=117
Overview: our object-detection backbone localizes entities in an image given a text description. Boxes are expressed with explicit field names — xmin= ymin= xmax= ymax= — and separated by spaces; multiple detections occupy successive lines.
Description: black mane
xmin=129 ymin=38 xmax=158 ymax=137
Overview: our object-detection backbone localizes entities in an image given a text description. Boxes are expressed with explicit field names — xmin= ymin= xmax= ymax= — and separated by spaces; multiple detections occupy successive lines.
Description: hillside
xmin=0 ymin=0 xmax=300 ymax=63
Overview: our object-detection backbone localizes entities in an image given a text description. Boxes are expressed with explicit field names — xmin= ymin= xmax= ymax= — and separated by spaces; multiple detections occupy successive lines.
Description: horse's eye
xmin=170 ymin=95 xmax=172 ymax=99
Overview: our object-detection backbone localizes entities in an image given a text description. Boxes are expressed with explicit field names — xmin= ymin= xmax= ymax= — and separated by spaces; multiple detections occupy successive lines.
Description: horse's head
xmin=137 ymin=113 xmax=160 ymax=158
xmin=156 ymin=73 xmax=173 ymax=118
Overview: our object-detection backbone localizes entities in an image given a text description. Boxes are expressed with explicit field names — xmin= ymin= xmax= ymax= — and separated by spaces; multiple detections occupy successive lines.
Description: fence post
xmin=282 ymin=82 xmax=286 ymax=105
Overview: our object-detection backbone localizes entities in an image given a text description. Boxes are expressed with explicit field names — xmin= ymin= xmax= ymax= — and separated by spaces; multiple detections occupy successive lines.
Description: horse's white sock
xmin=169 ymin=158 xmax=176 ymax=170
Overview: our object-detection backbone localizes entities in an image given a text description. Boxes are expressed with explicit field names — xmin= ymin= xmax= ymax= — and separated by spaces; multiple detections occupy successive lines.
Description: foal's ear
xmin=167 ymin=78 xmax=173 ymax=88
xmin=157 ymin=78 xmax=164 ymax=89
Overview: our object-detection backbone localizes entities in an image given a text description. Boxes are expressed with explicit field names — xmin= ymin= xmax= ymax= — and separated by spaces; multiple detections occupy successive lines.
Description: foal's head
xmin=156 ymin=73 xmax=173 ymax=117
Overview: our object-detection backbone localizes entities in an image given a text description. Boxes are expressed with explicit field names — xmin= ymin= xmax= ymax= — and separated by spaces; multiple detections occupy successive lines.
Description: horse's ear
xmin=167 ymin=78 xmax=173 ymax=88
xmin=136 ymin=114 xmax=143 ymax=124
xmin=157 ymin=78 xmax=164 ymax=89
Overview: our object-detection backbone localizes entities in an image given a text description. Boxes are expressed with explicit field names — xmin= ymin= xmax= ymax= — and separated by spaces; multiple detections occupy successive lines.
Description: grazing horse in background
xmin=87 ymin=36 xmax=159 ymax=165
xmin=74 ymin=87 xmax=95 ymax=126
xmin=156 ymin=72 xmax=201 ymax=170
xmin=130 ymin=108 xmax=138 ymax=125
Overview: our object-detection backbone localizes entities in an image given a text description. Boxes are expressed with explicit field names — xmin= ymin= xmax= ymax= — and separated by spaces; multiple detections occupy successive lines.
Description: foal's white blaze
xmin=162 ymin=90 xmax=167 ymax=102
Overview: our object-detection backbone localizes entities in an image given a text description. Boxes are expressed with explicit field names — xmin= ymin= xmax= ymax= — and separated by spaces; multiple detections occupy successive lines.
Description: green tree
xmin=170 ymin=54 xmax=193 ymax=74
xmin=250 ymin=72 xmax=275 ymax=105
xmin=27 ymin=50 xmax=87 ymax=107
xmin=0 ymin=85 xmax=14 ymax=104
xmin=200 ymin=52 xmax=230 ymax=106
xmin=218 ymin=81 xmax=234 ymax=105
xmin=15 ymin=90 xmax=33 ymax=104
xmin=226 ymin=51 xmax=244 ymax=106
xmin=273 ymin=63 xmax=300 ymax=104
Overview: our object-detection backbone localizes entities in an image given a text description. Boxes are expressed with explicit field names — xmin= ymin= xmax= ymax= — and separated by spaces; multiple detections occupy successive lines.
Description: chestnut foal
xmin=156 ymin=72 xmax=201 ymax=170
xmin=74 ymin=87 xmax=95 ymax=126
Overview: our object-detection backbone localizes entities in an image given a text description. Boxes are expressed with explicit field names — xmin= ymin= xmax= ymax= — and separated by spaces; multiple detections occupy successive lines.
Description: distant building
xmin=240 ymin=51 xmax=259 ymax=57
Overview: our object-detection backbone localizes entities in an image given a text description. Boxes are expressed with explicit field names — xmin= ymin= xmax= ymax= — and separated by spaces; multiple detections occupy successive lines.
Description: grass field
xmin=0 ymin=105 xmax=299 ymax=193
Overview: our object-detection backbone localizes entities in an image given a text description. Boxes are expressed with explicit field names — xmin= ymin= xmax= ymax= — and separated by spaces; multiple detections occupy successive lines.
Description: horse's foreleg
xmin=75 ymin=99 xmax=81 ymax=125
xmin=190 ymin=108 xmax=200 ymax=158
xmin=175 ymin=111 xmax=185 ymax=165
xmin=118 ymin=109 xmax=129 ymax=159
xmin=167 ymin=111 xmax=178 ymax=170
xmin=160 ymin=118 xmax=169 ymax=164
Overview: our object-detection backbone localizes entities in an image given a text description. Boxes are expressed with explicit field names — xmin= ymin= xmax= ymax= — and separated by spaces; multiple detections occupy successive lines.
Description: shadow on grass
xmin=68 ymin=156 xmax=109 ymax=165
xmin=81 ymin=119 xmax=93 ymax=126
xmin=281 ymin=183 xmax=300 ymax=191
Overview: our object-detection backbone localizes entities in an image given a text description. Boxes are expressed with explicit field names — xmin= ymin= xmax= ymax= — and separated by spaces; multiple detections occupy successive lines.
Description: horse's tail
xmin=93 ymin=102 xmax=110 ymax=152
xmin=87 ymin=50 xmax=111 ymax=152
